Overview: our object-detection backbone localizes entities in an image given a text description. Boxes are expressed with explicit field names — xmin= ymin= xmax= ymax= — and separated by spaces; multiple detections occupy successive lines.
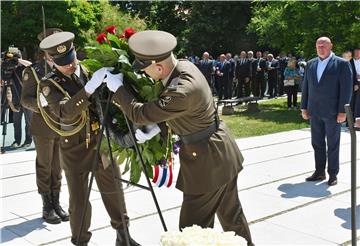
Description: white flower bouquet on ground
xmin=160 ymin=225 xmax=246 ymax=246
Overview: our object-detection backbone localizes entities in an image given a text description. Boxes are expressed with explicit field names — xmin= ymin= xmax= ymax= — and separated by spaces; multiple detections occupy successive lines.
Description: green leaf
xmin=80 ymin=59 xmax=103 ymax=74
xmin=122 ymin=157 xmax=130 ymax=175
xmin=107 ymin=33 xmax=120 ymax=49
xmin=116 ymin=149 xmax=127 ymax=165
xmin=130 ymin=159 xmax=141 ymax=183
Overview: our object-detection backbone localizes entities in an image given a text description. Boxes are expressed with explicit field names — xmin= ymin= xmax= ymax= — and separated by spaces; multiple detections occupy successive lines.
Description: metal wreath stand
xmin=76 ymin=85 xmax=167 ymax=246
xmin=345 ymin=104 xmax=357 ymax=246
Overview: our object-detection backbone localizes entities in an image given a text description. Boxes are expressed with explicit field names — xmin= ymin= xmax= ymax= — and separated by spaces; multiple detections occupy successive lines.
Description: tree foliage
xmin=1 ymin=0 xmax=146 ymax=61
xmin=184 ymin=2 xmax=256 ymax=57
xmin=247 ymin=1 xmax=360 ymax=58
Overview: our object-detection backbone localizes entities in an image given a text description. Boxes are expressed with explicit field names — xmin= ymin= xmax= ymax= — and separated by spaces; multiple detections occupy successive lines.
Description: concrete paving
xmin=1 ymin=124 xmax=360 ymax=245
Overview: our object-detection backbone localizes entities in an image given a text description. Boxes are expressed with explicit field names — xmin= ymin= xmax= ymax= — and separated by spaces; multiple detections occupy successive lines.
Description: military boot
xmin=52 ymin=191 xmax=69 ymax=221
xmin=41 ymin=193 xmax=61 ymax=224
xmin=116 ymin=228 xmax=141 ymax=246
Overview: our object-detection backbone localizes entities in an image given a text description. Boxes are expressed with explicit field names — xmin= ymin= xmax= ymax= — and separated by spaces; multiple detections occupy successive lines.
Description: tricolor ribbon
xmin=152 ymin=160 xmax=173 ymax=188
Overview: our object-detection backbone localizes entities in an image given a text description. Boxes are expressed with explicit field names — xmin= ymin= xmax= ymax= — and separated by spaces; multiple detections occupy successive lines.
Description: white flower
xmin=160 ymin=225 xmax=246 ymax=246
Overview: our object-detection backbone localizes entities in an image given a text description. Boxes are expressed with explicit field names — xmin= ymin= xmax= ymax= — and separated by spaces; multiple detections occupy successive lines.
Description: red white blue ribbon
xmin=153 ymin=163 xmax=173 ymax=188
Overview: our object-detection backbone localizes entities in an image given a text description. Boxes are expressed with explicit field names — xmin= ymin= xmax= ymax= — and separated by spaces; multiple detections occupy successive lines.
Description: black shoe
xmin=116 ymin=229 xmax=141 ymax=246
xmin=41 ymin=193 xmax=61 ymax=224
xmin=11 ymin=141 xmax=20 ymax=148
xmin=305 ymin=171 xmax=326 ymax=182
xmin=21 ymin=142 xmax=32 ymax=148
xmin=52 ymin=191 xmax=69 ymax=221
xmin=328 ymin=176 xmax=338 ymax=186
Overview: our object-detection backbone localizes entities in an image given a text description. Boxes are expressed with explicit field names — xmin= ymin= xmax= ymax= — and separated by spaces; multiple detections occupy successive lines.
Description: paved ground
xmin=1 ymin=123 xmax=360 ymax=245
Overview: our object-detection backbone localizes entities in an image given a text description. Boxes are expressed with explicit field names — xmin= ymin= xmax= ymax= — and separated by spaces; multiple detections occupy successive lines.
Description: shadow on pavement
xmin=334 ymin=206 xmax=360 ymax=230
xmin=278 ymin=181 xmax=331 ymax=198
xmin=0 ymin=218 xmax=47 ymax=243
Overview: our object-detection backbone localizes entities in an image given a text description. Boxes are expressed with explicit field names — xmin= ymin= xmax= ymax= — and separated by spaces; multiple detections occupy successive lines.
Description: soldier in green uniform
xmin=37 ymin=32 xmax=140 ymax=246
xmin=21 ymin=28 xmax=69 ymax=224
xmin=101 ymin=30 xmax=254 ymax=246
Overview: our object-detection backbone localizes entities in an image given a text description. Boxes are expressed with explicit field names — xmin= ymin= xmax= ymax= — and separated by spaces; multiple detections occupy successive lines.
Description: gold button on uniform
xmin=192 ymin=152 xmax=197 ymax=157
xmin=65 ymin=139 xmax=69 ymax=143
xmin=76 ymin=103 xmax=79 ymax=106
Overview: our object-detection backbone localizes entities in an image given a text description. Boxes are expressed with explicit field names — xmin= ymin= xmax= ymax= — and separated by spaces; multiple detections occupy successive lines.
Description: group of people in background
xmin=187 ymin=51 xmax=305 ymax=104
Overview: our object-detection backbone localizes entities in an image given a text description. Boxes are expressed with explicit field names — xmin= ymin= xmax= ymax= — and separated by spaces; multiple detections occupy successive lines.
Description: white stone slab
xmin=250 ymin=220 xmax=336 ymax=245
xmin=1 ymin=161 xmax=35 ymax=179
xmin=238 ymin=189 xmax=300 ymax=223
xmin=266 ymin=193 xmax=359 ymax=244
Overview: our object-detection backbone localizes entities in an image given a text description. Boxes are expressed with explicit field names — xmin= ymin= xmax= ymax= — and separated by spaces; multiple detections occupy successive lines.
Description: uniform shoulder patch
xmin=23 ymin=72 xmax=29 ymax=81
xmin=42 ymin=86 xmax=51 ymax=97
xmin=158 ymin=96 xmax=172 ymax=108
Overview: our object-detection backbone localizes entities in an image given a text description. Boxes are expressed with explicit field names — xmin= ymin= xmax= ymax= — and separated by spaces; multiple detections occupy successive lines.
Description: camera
xmin=1 ymin=47 xmax=21 ymax=84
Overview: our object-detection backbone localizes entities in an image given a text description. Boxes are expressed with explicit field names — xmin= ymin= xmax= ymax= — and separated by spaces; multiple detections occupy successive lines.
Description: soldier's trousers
xmin=65 ymin=165 xmax=128 ymax=245
xmin=179 ymin=175 xmax=253 ymax=243
xmin=33 ymin=136 xmax=62 ymax=194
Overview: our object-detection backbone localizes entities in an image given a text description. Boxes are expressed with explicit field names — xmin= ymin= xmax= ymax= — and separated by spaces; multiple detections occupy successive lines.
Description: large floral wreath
xmin=81 ymin=26 xmax=179 ymax=184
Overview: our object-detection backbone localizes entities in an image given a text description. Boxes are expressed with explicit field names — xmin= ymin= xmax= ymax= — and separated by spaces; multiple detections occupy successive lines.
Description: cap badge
xmin=57 ymin=45 xmax=67 ymax=54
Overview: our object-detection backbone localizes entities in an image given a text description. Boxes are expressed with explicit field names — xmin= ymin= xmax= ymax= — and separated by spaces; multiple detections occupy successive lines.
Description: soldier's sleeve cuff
xmin=71 ymin=88 xmax=91 ymax=112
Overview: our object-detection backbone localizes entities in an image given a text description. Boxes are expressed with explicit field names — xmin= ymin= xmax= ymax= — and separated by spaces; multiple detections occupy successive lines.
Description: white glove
xmin=135 ymin=124 xmax=161 ymax=144
xmin=84 ymin=67 xmax=112 ymax=94
xmin=104 ymin=71 xmax=123 ymax=92
xmin=39 ymin=93 xmax=48 ymax=107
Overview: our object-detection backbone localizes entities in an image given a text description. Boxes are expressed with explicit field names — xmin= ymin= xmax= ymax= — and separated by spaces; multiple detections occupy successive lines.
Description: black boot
xmin=41 ymin=193 xmax=61 ymax=224
xmin=52 ymin=191 xmax=69 ymax=221
xmin=116 ymin=228 xmax=141 ymax=246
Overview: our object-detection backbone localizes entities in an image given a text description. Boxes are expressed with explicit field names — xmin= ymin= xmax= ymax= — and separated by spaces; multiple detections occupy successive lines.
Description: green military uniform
xmin=21 ymin=61 xmax=62 ymax=194
xmin=111 ymin=30 xmax=253 ymax=245
xmin=21 ymin=28 xmax=68 ymax=224
xmin=38 ymin=32 xmax=138 ymax=246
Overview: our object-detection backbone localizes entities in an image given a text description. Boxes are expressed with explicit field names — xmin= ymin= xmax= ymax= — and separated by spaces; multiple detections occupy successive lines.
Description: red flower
xmin=96 ymin=33 xmax=107 ymax=44
xmin=118 ymin=34 xmax=125 ymax=39
xmin=124 ymin=28 xmax=135 ymax=39
xmin=105 ymin=25 xmax=117 ymax=34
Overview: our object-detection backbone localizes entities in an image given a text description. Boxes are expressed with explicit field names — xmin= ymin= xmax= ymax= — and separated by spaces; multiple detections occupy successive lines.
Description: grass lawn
xmin=221 ymin=96 xmax=309 ymax=138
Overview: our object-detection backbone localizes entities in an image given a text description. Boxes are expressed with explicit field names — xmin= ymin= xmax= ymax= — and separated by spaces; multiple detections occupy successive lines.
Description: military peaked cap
xmin=128 ymin=30 xmax=177 ymax=70
xmin=39 ymin=32 xmax=75 ymax=66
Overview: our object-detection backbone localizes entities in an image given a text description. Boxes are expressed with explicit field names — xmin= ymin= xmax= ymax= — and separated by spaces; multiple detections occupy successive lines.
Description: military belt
xmin=179 ymin=122 xmax=218 ymax=144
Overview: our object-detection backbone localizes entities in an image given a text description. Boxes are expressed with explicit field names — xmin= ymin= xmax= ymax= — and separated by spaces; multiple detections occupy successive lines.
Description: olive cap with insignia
xmin=37 ymin=28 xmax=63 ymax=41
xmin=39 ymin=32 xmax=75 ymax=66
xmin=128 ymin=30 xmax=177 ymax=71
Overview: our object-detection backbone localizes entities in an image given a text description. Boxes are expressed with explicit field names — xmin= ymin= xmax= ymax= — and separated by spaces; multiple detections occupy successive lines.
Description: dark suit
xmin=267 ymin=59 xmax=279 ymax=98
xmin=199 ymin=59 xmax=214 ymax=87
xmin=301 ymin=54 xmax=352 ymax=177
xmin=215 ymin=61 xmax=231 ymax=99
xmin=350 ymin=59 xmax=359 ymax=118
xmin=278 ymin=57 xmax=288 ymax=96
xmin=227 ymin=58 xmax=236 ymax=97
xmin=235 ymin=59 xmax=251 ymax=97
xmin=251 ymin=58 xmax=267 ymax=97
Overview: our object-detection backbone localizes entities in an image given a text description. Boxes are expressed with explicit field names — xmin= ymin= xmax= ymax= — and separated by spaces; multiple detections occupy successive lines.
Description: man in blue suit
xmin=301 ymin=37 xmax=352 ymax=186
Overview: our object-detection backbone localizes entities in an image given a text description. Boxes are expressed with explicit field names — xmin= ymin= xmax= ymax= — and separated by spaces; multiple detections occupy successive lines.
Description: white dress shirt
xmin=317 ymin=52 xmax=333 ymax=82
xmin=354 ymin=58 xmax=360 ymax=79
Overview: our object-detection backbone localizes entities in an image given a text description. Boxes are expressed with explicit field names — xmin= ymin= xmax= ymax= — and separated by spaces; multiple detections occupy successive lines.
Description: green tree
xmin=184 ymin=2 xmax=257 ymax=58
xmin=247 ymin=1 xmax=360 ymax=58
xmin=1 ymin=0 xmax=146 ymax=61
